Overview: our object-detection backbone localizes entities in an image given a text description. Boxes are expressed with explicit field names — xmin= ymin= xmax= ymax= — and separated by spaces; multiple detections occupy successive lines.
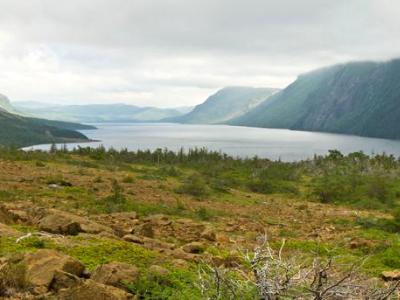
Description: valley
xmin=1 ymin=1 xmax=400 ymax=299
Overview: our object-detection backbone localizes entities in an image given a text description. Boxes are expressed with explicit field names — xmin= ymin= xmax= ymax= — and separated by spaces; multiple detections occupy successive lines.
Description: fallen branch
xmin=16 ymin=231 xmax=64 ymax=243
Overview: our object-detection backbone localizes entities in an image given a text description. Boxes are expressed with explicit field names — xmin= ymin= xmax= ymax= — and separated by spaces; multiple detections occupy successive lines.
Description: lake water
xmin=24 ymin=123 xmax=400 ymax=161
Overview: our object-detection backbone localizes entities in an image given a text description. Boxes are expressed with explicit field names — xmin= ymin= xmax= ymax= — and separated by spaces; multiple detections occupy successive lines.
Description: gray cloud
xmin=0 ymin=0 xmax=399 ymax=106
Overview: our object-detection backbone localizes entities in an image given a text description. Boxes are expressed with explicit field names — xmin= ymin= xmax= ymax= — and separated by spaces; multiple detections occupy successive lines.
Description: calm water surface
xmin=25 ymin=123 xmax=400 ymax=161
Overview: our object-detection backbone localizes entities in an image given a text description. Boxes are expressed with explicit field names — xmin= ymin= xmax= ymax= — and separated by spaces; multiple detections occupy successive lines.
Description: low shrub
xmin=176 ymin=174 xmax=211 ymax=198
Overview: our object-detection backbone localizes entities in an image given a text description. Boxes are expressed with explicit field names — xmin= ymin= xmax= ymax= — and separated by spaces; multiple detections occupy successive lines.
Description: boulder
xmin=22 ymin=249 xmax=85 ymax=293
xmin=38 ymin=210 xmax=112 ymax=235
xmin=58 ymin=279 xmax=133 ymax=300
xmin=145 ymin=214 xmax=172 ymax=226
xmin=123 ymin=235 xmax=175 ymax=251
xmin=171 ymin=248 xmax=201 ymax=262
xmin=91 ymin=262 xmax=139 ymax=290
xmin=182 ymin=242 xmax=205 ymax=254
xmin=123 ymin=234 xmax=144 ymax=244
xmin=382 ymin=270 xmax=400 ymax=281
xmin=0 ymin=202 xmax=44 ymax=225
xmin=134 ymin=222 xmax=154 ymax=238
xmin=142 ymin=237 xmax=175 ymax=250
xmin=172 ymin=219 xmax=206 ymax=242
xmin=91 ymin=212 xmax=139 ymax=237
xmin=39 ymin=214 xmax=81 ymax=235
xmin=200 ymin=228 xmax=216 ymax=241
xmin=50 ymin=270 xmax=82 ymax=291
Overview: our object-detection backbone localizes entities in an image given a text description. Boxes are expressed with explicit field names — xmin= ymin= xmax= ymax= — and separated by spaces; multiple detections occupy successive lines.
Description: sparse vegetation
xmin=1 ymin=146 xmax=400 ymax=298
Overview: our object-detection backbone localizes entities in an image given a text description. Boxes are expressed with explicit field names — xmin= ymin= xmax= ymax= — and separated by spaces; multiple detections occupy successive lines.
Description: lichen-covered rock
xmin=91 ymin=262 xmax=139 ymax=290
xmin=58 ymin=279 xmax=133 ymax=300
xmin=38 ymin=209 xmax=112 ymax=235
xmin=22 ymin=249 xmax=85 ymax=293
xmin=39 ymin=214 xmax=81 ymax=235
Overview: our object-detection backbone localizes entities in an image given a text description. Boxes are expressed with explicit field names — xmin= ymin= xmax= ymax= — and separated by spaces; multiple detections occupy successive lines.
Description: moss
xmin=0 ymin=237 xmax=55 ymax=257
xmin=57 ymin=237 xmax=157 ymax=271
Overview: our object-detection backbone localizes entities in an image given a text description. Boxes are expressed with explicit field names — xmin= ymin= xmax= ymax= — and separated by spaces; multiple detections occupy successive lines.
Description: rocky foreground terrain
xmin=1 ymin=201 xmax=225 ymax=299
xmin=0 ymin=149 xmax=400 ymax=299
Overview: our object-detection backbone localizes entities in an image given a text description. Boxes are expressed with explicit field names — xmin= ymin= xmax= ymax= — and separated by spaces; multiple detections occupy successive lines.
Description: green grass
xmin=57 ymin=236 xmax=157 ymax=271
xmin=0 ymin=237 xmax=55 ymax=257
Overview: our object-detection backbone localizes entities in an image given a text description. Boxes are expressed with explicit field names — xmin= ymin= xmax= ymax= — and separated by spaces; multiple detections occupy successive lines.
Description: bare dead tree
xmin=198 ymin=235 xmax=400 ymax=300
xmin=197 ymin=264 xmax=251 ymax=300
xmin=242 ymin=236 xmax=307 ymax=299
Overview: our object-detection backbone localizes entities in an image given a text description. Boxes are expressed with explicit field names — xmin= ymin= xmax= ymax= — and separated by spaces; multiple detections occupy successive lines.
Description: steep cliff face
xmin=231 ymin=59 xmax=400 ymax=139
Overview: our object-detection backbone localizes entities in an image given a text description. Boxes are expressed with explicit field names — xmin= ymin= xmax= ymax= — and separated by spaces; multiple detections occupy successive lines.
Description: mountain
xmin=166 ymin=87 xmax=279 ymax=124
xmin=0 ymin=94 xmax=17 ymax=113
xmin=0 ymin=110 xmax=93 ymax=147
xmin=231 ymin=59 xmax=400 ymax=140
xmin=0 ymin=94 xmax=94 ymax=147
xmin=14 ymin=103 xmax=189 ymax=123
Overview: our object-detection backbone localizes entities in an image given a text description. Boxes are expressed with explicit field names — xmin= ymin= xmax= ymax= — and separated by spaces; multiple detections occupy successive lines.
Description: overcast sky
xmin=0 ymin=0 xmax=399 ymax=107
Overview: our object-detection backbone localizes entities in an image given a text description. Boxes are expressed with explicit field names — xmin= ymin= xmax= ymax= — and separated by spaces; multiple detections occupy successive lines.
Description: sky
xmin=0 ymin=0 xmax=399 ymax=108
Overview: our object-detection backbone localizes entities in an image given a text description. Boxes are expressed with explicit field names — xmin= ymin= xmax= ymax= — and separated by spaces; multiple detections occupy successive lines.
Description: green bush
xmin=126 ymin=269 xmax=201 ymax=300
xmin=176 ymin=174 xmax=211 ymax=198
xmin=195 ymin=207 xmax=214 ymax=221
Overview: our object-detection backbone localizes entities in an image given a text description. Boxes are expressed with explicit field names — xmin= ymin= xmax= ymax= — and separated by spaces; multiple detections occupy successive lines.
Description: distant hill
xmin=14 ymin=103 xmax=190 ymax=123
xmin=166 ymin=87 xmax=279 ymax=124
xmin=231 ymin=59 xmax=400 ymax=140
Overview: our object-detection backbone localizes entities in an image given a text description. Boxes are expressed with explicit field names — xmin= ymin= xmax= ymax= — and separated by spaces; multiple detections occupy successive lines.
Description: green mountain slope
xmin=231 ymin=59 xmax=400 ymax=139
xmin=14 ymin=103 xmax=188 ymax=123
xmin=0 ymin=94 xmax=94 ymax=147
xmin=166 ymin=87 xmax=279 ymax=124
xmin=0 ymin=110 xmax=92 ymax=147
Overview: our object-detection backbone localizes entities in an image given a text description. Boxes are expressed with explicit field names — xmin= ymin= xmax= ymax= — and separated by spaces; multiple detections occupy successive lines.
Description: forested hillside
xmin=231 ymin=59 xmax=400 ymax=139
